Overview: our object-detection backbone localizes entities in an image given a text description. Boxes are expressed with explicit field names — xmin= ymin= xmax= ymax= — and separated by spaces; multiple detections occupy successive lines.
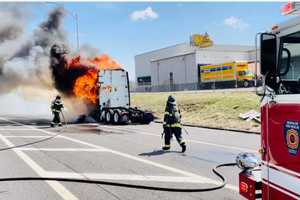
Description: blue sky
xmin=29 ymin=2 xmax=290 ymax=80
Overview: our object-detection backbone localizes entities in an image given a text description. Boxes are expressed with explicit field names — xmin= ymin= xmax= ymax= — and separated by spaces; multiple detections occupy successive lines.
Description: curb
xmin=154 ymin=120 xmax=260 ymax=135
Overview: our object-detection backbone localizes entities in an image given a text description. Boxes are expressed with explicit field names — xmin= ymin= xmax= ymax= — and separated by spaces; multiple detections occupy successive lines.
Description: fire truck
xmin=238 ymin=7 xmax=300 ymax=200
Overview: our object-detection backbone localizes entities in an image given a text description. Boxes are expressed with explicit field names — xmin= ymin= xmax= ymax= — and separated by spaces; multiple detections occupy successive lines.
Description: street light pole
xmin=74 ymin=13 xmax=79 ymax=51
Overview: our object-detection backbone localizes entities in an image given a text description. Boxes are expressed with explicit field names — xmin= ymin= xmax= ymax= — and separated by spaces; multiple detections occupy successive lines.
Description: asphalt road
xmin=0 ymin=116 xmax=260 ymax=200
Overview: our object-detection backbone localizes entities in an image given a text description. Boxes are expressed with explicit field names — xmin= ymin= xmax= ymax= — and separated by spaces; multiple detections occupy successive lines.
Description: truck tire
xmin=211 ymin=83 xmax=216 ymax=89
xmin=243 ymin=80 xmax=249 ymax=88
xmin=113 ymin=111 xmax=120 ymax=124
xmin=141 ymin=112 xmax=154 ymax=124
xmin=120 ymin=113 xmax=129 ymax=124
xmin=105 ymin=110 xmax=113 ymax=123
xmin=100 ymin=110 xmax=106 ymax=122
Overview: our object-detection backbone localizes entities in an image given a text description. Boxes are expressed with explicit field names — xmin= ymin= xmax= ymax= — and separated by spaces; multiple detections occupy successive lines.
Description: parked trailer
xmin=98 ymin=69 xmax=154 ymax=124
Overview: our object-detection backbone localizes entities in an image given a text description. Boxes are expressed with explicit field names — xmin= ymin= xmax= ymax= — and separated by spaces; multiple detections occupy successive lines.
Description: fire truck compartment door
xmin=263 ymin=96 xmax=300 ymax=199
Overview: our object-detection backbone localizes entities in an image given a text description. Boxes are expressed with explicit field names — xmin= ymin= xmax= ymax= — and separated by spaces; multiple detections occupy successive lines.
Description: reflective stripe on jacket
xmin=51 ymin=100 xmax=64 ymax=113
xmin=164 ymin=123 xmax=181 ymax=128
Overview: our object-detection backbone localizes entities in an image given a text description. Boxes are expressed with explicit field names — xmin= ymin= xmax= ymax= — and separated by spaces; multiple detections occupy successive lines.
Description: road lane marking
xmin=0 ymin=128 xmax=34 ymax=131
xmin=100 ymin=125 xmax=257 ymax=153
xmin=0 ymin=134 xmax=79 ymax=200
xmin=4 ymin=136 xmax=57 ymax=138
xmin=19 ymin=148 xmax=109 ymax=152
xmin=0 ymin=118 xmax=238 ymax=192
xmin=45 ymin=171 xmax=216 ymax=184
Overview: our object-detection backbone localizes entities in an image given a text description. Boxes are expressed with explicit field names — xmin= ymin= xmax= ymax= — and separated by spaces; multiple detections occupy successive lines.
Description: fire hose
xmin=0 ymin=163 xmax=237 ymax=192
xmin=0 ymin=115 xmax=239 ymax=193
xmin=0 ymin=111 xmax=67 ymax=152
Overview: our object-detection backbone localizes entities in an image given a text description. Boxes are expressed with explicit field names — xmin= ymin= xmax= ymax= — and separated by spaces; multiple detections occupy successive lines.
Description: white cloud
xmin=130 ymin=7 xmax=159 ymax=22
xmin=224 ymin=16 xmax=249 ymax=30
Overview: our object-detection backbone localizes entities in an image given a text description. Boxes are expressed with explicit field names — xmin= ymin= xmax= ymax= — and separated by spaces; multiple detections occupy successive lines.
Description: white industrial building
xmin=134 ymin=42 xmax=256 ymax=92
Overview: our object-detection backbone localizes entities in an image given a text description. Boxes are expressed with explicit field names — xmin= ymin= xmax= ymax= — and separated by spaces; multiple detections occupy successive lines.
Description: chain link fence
xmin=134 ymin=80 xmax=262 ymax=93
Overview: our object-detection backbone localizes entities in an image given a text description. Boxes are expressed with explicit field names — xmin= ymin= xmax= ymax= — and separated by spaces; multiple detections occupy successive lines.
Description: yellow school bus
xmin=199 ymin=61 xmax=255 ymax=87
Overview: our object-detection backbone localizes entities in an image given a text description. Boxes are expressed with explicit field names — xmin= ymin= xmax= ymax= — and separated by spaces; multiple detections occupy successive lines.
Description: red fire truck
xmin=238 ymin=7 xmax=300 ymax=200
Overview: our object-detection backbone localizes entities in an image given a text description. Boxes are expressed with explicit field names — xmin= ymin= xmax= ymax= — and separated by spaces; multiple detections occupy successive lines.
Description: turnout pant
xmin=163 ymin=127 xmax=185 ymax=148
xmin=51 ymin=112 xmax=61 ymax=126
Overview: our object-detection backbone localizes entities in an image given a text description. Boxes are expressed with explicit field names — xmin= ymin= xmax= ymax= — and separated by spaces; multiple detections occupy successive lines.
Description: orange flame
xmin=71 ymin=54 xmax=120 ymax=104
xmin=73 ymin=69 xmax=98 ymax=104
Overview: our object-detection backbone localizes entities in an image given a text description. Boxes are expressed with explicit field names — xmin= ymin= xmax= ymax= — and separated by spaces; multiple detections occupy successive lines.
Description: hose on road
xmin=0 ymin=117 xmax=238 ymax=192
xmin=0 ymin=163 xmax=237 ymax=192
xmin=0 ymin=112 xmax=67 ymax=152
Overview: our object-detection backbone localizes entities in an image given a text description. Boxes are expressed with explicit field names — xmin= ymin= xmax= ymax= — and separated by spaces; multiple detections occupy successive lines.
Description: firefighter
xmin=162 ymin=95 xmax=186 ymax=153
xmin=51 ymin=95 xmax=64 ymax=127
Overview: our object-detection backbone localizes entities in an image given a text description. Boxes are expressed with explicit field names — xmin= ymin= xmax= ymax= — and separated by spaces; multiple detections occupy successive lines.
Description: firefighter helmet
xmin=167 ymin=95 xmax=176 ymax=105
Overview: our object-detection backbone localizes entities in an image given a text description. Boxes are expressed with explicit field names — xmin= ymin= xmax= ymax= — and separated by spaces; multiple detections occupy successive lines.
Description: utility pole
xmin=75 ymin=13 xmax=79 ymax=51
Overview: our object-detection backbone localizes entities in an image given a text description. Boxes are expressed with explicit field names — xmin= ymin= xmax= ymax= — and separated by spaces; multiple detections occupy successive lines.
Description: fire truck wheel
xmin=243 ymin=80 xmax=249 ymax=88
xmin=113 ymin=111 xmax=120 ymax=124
xmin=105 ymin=110 xmax=112 ymax=123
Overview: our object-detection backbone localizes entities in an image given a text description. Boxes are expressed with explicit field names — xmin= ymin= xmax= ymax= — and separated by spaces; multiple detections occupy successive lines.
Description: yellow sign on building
xmin=191 ymin=33 xmax=213 ymax=48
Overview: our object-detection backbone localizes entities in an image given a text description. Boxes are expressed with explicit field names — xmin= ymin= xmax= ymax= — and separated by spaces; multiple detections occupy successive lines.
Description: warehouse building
xmin=134 ymin=42 xmax=256 ymax=92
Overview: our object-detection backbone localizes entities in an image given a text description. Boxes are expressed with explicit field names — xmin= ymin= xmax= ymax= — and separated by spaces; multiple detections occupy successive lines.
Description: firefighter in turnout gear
xmin=162 ymin=95 xmax=186 ymax=153
xmin=51 ymin=95 xmax=64 ymax=127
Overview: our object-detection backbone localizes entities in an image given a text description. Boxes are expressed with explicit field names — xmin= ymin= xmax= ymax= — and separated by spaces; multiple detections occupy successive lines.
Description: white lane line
xmin=0 ymin=128 xmax=35 ymax=131
xmin=101 ymin=125 xmax=257 ymax=153
xmin=0 ymin=134 xmax=78 ymax=200
xmin=0 ymin=118 xmax=238 ymax=192
xmin=45 ymin=171 xmax=214 ymax=184
xmin=19 ymin=148 xmax=109 ymax=152
xmin=4 ymin=136 xmax=56 ymax=138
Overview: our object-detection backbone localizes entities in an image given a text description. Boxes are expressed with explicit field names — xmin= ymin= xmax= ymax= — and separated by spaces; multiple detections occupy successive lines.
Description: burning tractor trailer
xmin=50 ymin=44 xmax=154 ymax=125
xmin=97 ymin=69 xmax=154 ymax=124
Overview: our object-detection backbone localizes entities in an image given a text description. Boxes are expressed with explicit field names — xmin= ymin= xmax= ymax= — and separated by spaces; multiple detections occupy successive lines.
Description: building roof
xmin=135 ymin=42 xmax=255 ymax=62
xmin=199 ymin=44 xmax=254 ymax=52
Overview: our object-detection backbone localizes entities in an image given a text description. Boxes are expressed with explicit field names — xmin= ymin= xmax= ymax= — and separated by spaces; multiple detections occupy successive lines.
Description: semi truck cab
xmin=98 ymin=69 xmax=154 ymax=124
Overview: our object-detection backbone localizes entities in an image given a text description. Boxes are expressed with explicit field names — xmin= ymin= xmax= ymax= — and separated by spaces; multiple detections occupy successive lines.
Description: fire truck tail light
xmin=239 ymin=172 xmax=262 ymax=200
xmin=240 ymin=181 xmax=248 ymax=193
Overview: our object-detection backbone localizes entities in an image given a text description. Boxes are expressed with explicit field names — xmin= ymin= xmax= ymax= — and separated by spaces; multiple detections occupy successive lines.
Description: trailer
xmin=98 ymin=69 xmax=154 ymax=124
xmin=238 ymin=6 xmax=300 ymax=200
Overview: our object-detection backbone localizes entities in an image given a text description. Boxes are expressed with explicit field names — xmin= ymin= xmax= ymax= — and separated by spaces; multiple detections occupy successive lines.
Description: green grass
xmin=131 ymin=91 xmax=260 ymax=132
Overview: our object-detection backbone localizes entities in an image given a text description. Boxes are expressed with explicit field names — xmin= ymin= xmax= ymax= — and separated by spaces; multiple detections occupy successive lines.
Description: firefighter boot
xmin=162 ymin=145 xmax=170 ymax=151
xmin=181 ymin=143 xmax=186 ymax=153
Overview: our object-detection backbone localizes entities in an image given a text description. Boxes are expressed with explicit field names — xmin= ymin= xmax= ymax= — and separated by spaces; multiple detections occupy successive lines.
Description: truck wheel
xmin=100 ymin=110 xmax=106 ymax=121
xmin=113 ymin=111 xmax=120 ymax=124
xmin=141 ymin=112 xmax=154 ymax=124
xmin=105 ymin=110 xmax=112 ymax=123
xmin=243 ymin=80 xmax=249 ymax=88
xmin=120 ymin=113 xmax=129 ymax=124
